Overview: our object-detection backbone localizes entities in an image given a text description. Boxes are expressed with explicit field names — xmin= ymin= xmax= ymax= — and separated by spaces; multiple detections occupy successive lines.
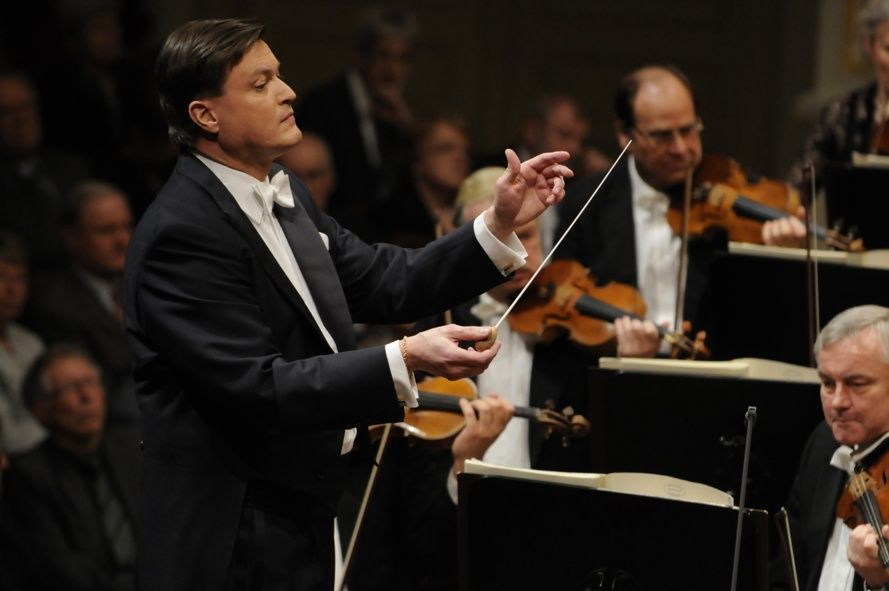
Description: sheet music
xmin=728 ymin=241 xmax=889 ymax=270
xmin=598 ymin=356 xmax=820 ymax=384
xmin=463 ymin=459 xmax=734 ymax=507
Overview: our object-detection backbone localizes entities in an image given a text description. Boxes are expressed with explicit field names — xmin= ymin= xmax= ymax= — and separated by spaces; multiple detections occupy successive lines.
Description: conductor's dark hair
xmin=155 ymin=19 xmax=265 ymax=148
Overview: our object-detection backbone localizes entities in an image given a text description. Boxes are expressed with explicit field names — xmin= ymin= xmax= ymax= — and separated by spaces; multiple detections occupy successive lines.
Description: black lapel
xmin=596 ymin=160 xmax=638 ymax=287
xmin=274 ymin=191 xmax=357 ymax=352
xmin=174 ymin=154 xmax=332 ymax=347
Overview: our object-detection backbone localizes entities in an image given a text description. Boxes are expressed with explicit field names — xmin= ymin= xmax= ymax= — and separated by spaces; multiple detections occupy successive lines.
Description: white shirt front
xmin=628 ymin=156 xmax=680 ymax=330
xmin=471 ymin=293 xmax=533 ymax=470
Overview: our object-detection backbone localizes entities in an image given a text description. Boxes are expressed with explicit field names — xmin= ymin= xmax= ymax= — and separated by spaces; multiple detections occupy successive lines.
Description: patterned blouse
xmin=788 ymin=82 xmax=879 ymax=190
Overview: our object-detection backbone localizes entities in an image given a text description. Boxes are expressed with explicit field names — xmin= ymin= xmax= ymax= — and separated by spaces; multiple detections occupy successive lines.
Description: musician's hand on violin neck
xmin=615 ymin=316 xmax=661 ymax=358
xmin=762 ymin=205 xmax=807 ymax=248
xmin=483 ymin=148 xmax=574 ymax=241
xmin=450 ymin=395 xmax=515 ymax=475
xmin=848 ymin=523 xmax=889 ymax=588
xmin=405 ymin=325 xmax=501 ymax=380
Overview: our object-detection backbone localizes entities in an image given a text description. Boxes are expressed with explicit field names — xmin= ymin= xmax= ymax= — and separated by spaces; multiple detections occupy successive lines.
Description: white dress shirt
xmin=195 ymin=154 xmax=526 ymax=453
xmin=471 ymin=294 xmax=533 ymax=470
xmin=628 ymin=156 xmax=680 ymax=330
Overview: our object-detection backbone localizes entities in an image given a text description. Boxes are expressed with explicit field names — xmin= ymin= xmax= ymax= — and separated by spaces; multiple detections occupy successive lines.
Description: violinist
xmin=772 ymin=306 xmax=889 ymax=591
xmin=788 ymin=0 xmax=889 ymax=191
xmin=557 ymin=65 xmax=804 ymax=353
xmin=414 ymin=166 xmax=597 ymax=472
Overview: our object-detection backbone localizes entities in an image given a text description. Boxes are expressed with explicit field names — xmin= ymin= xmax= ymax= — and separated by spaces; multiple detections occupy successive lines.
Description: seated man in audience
xmin=0 ymin=231 xmax=45 ymax=454
xmin=23 ymin=180 xmax=136 ymax=423
xmin=772 ymin=305 xmax=889 ymax=590
xmin=0 ymin=344 xmax=139 ymax=591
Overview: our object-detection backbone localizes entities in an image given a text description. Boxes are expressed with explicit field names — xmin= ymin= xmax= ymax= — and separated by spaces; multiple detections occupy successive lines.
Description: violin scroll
xmin=536 ymin=401 xmax=591 ymax=447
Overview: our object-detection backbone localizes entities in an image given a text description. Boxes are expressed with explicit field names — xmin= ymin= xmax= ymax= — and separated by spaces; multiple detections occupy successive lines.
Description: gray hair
xmin=814 ymin=305 xmax=889 ymax=364
xmin=860 ymin=0 xmax=889 ymax=42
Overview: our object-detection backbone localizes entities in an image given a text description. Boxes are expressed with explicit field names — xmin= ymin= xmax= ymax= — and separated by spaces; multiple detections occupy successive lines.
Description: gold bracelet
xmin=400 ymin=336 xmax=410 ymax=372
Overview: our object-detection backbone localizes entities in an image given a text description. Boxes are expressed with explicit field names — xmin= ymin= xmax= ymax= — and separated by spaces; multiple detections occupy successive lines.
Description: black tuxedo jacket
xmin=123 ymin=152 xmax=505 ymax=591
xmin=554 ymin=158 xmax=721 ymax=326
xmin=770 ymin=421 xmax=845 ymax=591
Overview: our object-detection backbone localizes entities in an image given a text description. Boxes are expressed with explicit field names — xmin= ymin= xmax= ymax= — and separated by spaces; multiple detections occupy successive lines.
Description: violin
xmin=836 ymin=452 xmax=889 ymax=570
xmin=668 ymin=154 xmax=862 ymax=251
xmin=506 ymin=259 xmax=708 ymax=358
xmin=371 ymin=376 xmax=590 ymax=447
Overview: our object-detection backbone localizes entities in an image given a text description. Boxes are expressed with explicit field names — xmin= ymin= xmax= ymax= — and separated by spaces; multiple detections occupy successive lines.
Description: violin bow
xmin=803 ymin=161 xmax=820 ymax=368
xmin=674 ymin=167 xmax=694 ymax=333
xmin=337 ymin=423 xmax=393 ymax=591
xmin=477 ymin=140 xmax=633 ymax=349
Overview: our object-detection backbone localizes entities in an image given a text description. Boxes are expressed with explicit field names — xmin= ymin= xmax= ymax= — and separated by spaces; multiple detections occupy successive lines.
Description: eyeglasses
xmin=632 ymin=119 xmax=704 ymax=148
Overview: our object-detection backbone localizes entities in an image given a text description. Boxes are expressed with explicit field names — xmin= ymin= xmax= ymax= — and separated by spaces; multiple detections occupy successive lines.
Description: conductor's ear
xmin=189 ymin=99 xmax=219 ymax=135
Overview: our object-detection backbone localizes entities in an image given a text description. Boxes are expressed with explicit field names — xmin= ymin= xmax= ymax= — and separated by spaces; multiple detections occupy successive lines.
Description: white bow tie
xmin=470 ymin=295 xmax=508 ymax=324
xmin=253 ymin=170 xmax=295 ymax=214
xmin=636 ymin=191 xmax=668 ymax=213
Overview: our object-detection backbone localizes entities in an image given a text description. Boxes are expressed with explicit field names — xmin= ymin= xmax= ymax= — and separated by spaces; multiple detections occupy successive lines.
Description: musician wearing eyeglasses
xmin=556 ymin=65 xmax=805 ymax=357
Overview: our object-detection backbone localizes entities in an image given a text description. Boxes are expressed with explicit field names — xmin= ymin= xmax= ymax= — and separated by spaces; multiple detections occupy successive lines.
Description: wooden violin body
xmin=667 ymin=154 xmax=802 ymax=244
xmin=507 ymin=260 xmax=707 ymax=358
xmin=669 ymin=154 xmax=861 ymax=250
xmin=836 ymin=454 xmax=889 ymax=569
xmin=508 ymin=259 xmax=646 ymax=350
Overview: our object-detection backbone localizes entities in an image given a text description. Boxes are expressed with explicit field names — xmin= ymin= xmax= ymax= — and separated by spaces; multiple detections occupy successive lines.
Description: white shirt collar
xmin=628 ymin=155 xmax=669 ymax=212
xmin=194 ymin=153 xmax=269 ymax=224
xmin=829 ymin=431 xmax=889 ymax=475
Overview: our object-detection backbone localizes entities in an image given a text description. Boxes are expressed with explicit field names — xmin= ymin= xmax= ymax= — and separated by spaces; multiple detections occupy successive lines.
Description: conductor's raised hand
xmin=404 ymin=324 xmax=501 ymax=380
xmin=483 ymin=149 xmax=573 ymax=241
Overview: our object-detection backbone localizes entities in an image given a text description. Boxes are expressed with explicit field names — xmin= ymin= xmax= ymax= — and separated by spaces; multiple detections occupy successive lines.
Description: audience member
xmin=0 ymin=69 xmax=89 ymax=271
xmin=384 ymin=113 xmax=472 ymax=247
xmin=788 ymin=0 xmax=889 ymax=190
xmin=484 ymin=94 xmax=602 ymax=254
xmin=277 ymin=132 xmax=337 ymax=211
xmin=38 ymin=0 xmax=170 ymax=219
xmin=0 ymin=344 xmax=138 ymax=591
xmin=0 ymin=231 xmax=46 ymax=454
xmin=23 ymin=181 xmax=137 ymax=423
xmin=296 ymin=6 xmax=417 ymax=241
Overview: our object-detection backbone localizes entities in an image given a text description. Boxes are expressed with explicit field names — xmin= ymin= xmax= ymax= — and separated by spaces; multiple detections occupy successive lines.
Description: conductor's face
xmin=819 ymin=328 xmax=889 ymax=449
xmin=198 ymin=40 xmax=301 ymax=165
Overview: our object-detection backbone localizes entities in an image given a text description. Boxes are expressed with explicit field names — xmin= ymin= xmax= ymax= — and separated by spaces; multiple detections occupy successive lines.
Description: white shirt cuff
xmin=385 ymin=340 xmax=418 ymax=408
xmin=446 ymin=469 xmax=459 ymax=505
xmin=341 ymin=428 xmax=357 ymax=455
xmin=473 ymin=214 xmax=527 ymax=275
